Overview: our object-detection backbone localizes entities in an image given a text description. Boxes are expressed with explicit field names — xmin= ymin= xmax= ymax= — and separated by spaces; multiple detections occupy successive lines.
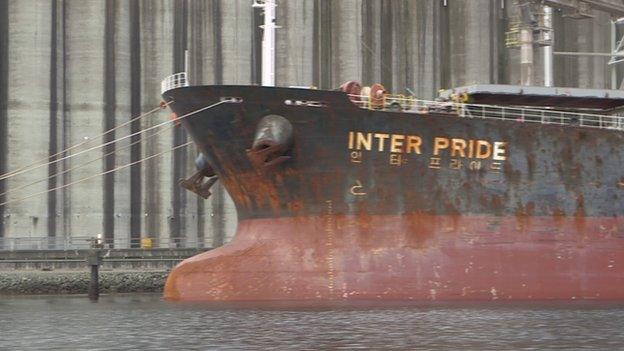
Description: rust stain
xmin=574 ymin=194 xmax=586 ymax=217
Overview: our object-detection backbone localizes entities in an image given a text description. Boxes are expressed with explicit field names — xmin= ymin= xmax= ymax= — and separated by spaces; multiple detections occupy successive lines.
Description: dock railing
xmin=0 ymin=236 xmax=211 ymax=251
xmin=348 ymin=94 xmax=624 ymax=131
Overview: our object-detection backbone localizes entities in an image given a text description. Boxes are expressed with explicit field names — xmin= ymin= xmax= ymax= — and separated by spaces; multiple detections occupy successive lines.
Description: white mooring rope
xmin=0 ymin=102 xmax=172 ymax=182
xmin=0 ymin=100 xmax=228 ymax=207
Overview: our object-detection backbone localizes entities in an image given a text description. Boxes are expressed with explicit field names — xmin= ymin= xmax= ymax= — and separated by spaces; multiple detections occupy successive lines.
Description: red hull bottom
xmin=164 ymin=214 xmax=624 ymax=301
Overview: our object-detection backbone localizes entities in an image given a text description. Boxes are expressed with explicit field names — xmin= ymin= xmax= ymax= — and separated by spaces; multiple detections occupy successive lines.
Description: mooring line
xmin=0 ymin=141 xmax=192 ymax=207
xmin=0 ymin=100 xmax=228 ymax=207
xmin=0 ymin=100 xmax=223 ymax=183
xmin=0 ymin=123 xmax=175 ymax=199
xmin=0 ymin=102 xmax=172 ymax=182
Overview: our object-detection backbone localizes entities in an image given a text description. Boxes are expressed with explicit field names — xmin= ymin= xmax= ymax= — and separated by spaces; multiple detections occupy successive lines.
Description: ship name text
xmin=347 ymin=131 xmax=507 ymax=161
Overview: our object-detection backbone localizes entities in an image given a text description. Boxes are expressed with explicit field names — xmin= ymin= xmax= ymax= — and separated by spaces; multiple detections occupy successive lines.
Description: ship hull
xmin=162 ymin=85 xmax=624 ymax=302
xmin=165 ymin=214 xmax=624 ymax=301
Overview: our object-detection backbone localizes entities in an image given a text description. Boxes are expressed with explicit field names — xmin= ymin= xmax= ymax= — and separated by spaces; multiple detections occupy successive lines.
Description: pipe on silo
xmin=543 ymin=6 xmax=553 ymax=87
xmin=520 ymin=27 xmax=533 ymax=86
xmin=520 ymin=3 xmax=534 ymax=86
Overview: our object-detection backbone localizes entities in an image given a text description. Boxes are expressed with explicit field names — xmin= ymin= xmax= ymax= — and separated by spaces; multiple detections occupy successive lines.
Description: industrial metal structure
xmin=505 ymin=0 xmax=624 ymax=88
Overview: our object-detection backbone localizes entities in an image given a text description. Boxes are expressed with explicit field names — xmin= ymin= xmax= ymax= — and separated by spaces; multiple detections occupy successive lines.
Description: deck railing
xmin=160 ymin=72 xmax=189 ymax=94
xmin=348 ymin=94 xmax=624 ymax=131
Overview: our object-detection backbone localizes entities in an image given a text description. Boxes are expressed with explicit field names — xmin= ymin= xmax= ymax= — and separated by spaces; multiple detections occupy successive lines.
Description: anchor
xmin=179 ymin=173 xmax=218 ymax=199
xmin=247 ymin=143 xmax=291 ymax=171
xmin=179 ymin=153 xmax=219 ymax=199
xmin=247 ymin=114 xmax=293 ymax=172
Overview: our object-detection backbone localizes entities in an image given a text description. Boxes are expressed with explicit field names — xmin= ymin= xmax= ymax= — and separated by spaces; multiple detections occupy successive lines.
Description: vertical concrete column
xmin=490 ymin=0 xmax=508 ymax=85
xmin=187 ymin=0 xmax=217 ymax=248
xmin=505 ymin=1 xmax=522 ymax=85
xmin=59 ymin=0 xmax=71 ymax=241
xmin=186 ymin=0 xmax=242 ymax=249
xmin=379 ymin=0 xmax=394 ymax=91
xmin=313 ymin=0 xmax=363 ymax=89
xmin=553 ymin=12 xmax=579 ymax=87
xmin=542 ymin=6 xmax=553 ymax=87
xmin=62 ymin=0 xmax=106 ymax=240
xmin=48 ymin=0 xmax=64 ymax=247
xmin=5 ymin=0 xmax=52 ymax=240
xmin=140 ymin=0 xmax=175 ymax=247
xmin=275 ymin=0 xmax=315 ymax=86
xmin=188 ymin=0 xmax=219 ymax=85
xmin=360 ymin=0 xmax=382 ymax=86
xmin=103 ymin=0 xmax=117 ymax=246
xmin=180 ymin=0 xmax=206 ymax=249
xmin=313 ymin=0 xmax=331 ymax=89
xmin=129 ymin=0 xmax=142 ymax=248
xmin=405 ymin=1 xmax=443 ymax=99
xmin=575 ymin=14 xmax=593 ymax=88
xmin=110 ymin=0 xmax=132 ymax=248
xmin=0 ymin=0 xmax=8 ymax=241
xmin=448 ymin=0 xmax=496 ymax=86
xmin=212 ymin=0 xmax=253 ymax=245
xmin=329 ymin=0 xmax=363 ymax=88
xmin=171 ymin=0 xmax=188 ymax=248
xmin=220 ymin=0 xmax=253 ymax=84
xmin=576 ymin=11 xmax=610 ymax=89
xmin=520 ymin=27 xmax=534 ymax=86
xmin=389 ymin=1 xmax=409 ymax=93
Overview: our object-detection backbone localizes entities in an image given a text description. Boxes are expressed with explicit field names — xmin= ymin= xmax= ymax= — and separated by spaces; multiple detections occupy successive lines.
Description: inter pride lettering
xmin=347 ymin=131 xmax=508 ymax=161
xmin=348 ymin=132 xmax=422 ymax=154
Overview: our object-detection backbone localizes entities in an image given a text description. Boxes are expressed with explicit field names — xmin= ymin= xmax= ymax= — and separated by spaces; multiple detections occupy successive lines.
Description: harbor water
xmin=1 ymin=294 xmax=624 ymax=350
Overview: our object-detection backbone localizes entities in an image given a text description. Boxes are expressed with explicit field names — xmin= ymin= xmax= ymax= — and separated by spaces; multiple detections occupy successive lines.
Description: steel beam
xmin=543 ymin=0 xmax=624 ymax=17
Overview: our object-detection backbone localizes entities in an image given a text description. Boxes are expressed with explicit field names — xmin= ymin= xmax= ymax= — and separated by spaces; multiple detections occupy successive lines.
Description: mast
xmin=253 ymin=0 xmax=277 ymax=87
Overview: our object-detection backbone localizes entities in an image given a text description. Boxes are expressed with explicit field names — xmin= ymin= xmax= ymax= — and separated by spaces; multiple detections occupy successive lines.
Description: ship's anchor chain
xmin=179 ymin=153 xmax=219 ymax=199
xmin=247 ymin=114 xmax=293 ymax=172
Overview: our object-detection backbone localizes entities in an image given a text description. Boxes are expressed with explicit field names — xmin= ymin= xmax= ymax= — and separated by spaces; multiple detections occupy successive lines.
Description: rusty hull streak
xmin=164 ymin=214 xmax=624 ymax=301
xmin=162 ymin=85 xmax=624 ymax=302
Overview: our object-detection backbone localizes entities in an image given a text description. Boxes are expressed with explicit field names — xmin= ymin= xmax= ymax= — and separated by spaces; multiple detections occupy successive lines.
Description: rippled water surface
xmin=2 ymin=294 xmax=624 ymax=350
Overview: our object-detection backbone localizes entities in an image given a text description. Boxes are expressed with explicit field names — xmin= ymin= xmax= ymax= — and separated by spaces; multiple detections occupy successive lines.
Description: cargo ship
xmin=161 ymin=80 xmax=624 ymax=302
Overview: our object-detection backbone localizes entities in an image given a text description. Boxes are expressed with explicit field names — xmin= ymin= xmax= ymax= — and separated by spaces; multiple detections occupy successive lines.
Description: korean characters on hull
xmin=347 ymin=131 xmax=507 ymax=172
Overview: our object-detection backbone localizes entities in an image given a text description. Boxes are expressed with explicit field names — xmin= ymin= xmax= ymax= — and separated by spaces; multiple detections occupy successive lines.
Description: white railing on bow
xmin=347 ymin=94 xmax=624 ymax=131
xmin=161 ymin=72 xmax=189 ymax=94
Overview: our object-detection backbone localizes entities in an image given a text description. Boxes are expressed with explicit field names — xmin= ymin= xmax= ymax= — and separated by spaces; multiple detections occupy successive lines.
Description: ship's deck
xmin=348 ymin=93 xmax=624 ymax=132
xmin=439 ymin=84 xmax=624 ymax=110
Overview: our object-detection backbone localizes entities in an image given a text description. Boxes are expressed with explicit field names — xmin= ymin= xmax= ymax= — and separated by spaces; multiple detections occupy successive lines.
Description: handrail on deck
xmin=348 ymin=94 xmax=624 ymax=131
xmin=161 ymin=72 xmax=189 ymax=94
